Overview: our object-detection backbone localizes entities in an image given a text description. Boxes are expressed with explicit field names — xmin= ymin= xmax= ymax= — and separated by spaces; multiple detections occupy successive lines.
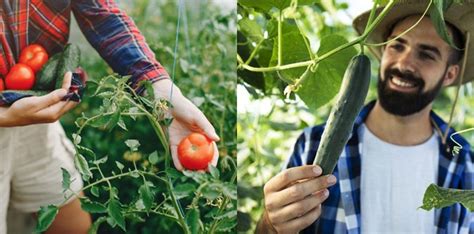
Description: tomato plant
xmin=19 ymin=44 xmax=49 ymax=73
xmin=178 ymin=133 xmax=214 ymax=170
xmin=32 ymin=1 xmax=237 ymax=233
xmin=5 ymin=64 xmax=35 ymax=90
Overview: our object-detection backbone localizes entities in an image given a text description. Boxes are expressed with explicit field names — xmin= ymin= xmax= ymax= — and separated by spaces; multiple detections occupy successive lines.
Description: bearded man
xmin=257 ymin=1 xmax=474 ymax=233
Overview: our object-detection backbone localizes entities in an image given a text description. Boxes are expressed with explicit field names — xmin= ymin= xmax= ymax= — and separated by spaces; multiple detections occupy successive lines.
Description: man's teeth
xmin=391 ymin=76 xmax=415 ymax=88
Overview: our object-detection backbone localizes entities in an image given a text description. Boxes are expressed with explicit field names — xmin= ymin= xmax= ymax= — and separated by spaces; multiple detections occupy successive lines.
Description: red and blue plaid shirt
xmin=286 ymin=101 xmax=474 ymax=234
xmin=0 ymin=0 xmax=170 ymax=94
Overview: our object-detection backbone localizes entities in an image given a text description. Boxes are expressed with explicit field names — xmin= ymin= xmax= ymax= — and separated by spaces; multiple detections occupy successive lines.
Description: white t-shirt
xmin=359 ymin=124 xmax=438 ymax=234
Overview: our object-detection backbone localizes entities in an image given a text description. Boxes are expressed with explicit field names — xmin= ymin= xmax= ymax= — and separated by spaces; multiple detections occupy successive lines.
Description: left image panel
xmin=2 ymin=0 xmax=237 ymax=233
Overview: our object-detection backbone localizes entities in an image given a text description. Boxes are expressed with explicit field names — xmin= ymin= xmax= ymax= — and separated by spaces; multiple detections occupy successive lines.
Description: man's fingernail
xmin=323 ymin=189 xmax=329 ymax=197
xmin=313 ymin=166 xmax=322 ymax=175
xmin=327 ymin=175 xmax=337 ymax=185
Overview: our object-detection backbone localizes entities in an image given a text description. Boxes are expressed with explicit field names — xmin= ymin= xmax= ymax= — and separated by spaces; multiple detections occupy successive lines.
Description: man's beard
xmin=377 ymin=67 xmax=446 ymax=116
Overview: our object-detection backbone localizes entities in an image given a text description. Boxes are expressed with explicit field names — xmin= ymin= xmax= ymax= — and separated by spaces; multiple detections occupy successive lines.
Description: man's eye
xmin=419 ymin=52 xmax=434 ymax=60
xmin=390 ymin=44 xmax=403 ymax=51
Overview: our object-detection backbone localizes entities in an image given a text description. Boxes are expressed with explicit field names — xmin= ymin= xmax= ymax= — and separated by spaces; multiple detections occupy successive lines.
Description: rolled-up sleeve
xmin=71 ymin=0 xmax=170 ymax=94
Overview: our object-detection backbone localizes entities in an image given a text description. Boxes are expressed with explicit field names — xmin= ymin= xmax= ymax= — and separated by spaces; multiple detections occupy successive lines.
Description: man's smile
xmin=388 ymin=75 xmax=419 ymax=92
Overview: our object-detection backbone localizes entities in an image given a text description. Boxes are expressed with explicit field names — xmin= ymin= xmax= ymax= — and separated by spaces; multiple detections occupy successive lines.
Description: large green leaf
xmin=238 ymin=18 xmax=263 ymax=42
xmin=297 ymin=35 xmax=357 ymax=110
xmin=420 ymin=184 xmax=474 ymax=212
xmin=269 ymin=31 xmax=311 ymax=83
xmin=429 ymin=0 xmax=458 ymax=49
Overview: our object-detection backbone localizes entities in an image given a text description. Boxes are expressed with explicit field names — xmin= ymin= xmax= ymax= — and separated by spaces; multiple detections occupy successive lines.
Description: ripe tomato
xmin=177 ymin=133 xmax=214 ymax=170
xmin=0 ymin=79 xmax=4 ymax=91
xmin=5 ymin=64 xmax=35 ymax=90
xmin=19 ymin=44 xmax=49 ymax=72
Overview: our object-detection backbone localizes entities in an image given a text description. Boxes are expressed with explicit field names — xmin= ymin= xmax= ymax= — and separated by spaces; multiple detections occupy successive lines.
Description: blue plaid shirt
xmin=286 ymin=101 xmax=474 ymax=234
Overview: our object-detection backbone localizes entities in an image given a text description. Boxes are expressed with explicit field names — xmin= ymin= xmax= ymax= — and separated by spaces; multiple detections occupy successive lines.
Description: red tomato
xmin=5 ymin=64 xmax=35 ymax=90
xmin=19 ymin=44 xmax=49 ymax=72
xmin=0 ymin=79 xmax=4 ymax=91
xmin=177 ymin=133 xmax=214 ymax=170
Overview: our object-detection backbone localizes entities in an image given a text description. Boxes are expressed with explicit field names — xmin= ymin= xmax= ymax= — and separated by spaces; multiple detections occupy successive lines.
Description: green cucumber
xmin=312 ymin=54 xmax=371 ymax=175
xmin=35 ymin=52 xmax=62 ymax=90
xmin=55 ymin=44 xmax=81 ymax=89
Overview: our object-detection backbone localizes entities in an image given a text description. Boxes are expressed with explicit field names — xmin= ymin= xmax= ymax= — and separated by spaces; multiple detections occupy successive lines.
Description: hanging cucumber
xmin=312 ymin=54 xmax=371 ymax=175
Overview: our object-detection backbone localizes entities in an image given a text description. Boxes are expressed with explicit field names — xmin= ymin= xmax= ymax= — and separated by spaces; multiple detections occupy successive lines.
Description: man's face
xmin=378 ymin=16 xmax=458 ymax=116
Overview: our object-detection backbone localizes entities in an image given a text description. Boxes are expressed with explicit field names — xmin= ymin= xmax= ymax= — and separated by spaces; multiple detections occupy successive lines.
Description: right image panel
xmin=237 ymin=0 xmax=474 ymax=233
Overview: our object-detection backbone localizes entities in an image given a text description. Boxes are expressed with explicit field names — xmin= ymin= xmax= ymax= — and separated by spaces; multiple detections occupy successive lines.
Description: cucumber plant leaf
xmin=420 ymin=183 xmax=474 ymax=212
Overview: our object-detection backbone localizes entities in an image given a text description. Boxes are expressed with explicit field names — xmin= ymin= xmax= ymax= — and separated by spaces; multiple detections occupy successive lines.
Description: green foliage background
xmin=237 ymin=0 xmax=474 ymax=232
xmin=60 ymin=0 xmax=237 ymax=233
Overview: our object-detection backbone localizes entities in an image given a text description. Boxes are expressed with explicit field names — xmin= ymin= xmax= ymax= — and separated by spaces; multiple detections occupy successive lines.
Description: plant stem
xmin=278 ymin=9 xmax=283 ymax=66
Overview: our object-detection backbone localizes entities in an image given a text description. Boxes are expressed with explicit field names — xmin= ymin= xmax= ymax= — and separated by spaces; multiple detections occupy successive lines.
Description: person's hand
xmin=0 ymin=72 xmax=78 ymax=127
xmin=261 ymin=165 xmax=337 ymax=234
xmin=152 ymin=79 xmax=220 ymax=171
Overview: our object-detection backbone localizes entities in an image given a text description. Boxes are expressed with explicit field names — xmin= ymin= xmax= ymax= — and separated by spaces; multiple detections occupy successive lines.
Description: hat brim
xmin=353 ymin=1 xmax=474 ymax=85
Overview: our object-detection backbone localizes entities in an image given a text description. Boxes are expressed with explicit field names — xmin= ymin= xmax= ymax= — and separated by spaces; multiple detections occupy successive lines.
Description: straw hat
xmin=353 ymin=0 xmax=474 ymax=85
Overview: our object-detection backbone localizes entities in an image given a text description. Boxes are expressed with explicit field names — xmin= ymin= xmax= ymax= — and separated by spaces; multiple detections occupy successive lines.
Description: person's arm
xmin=0 ymin=72 xmax=77 ymax=127
xmin=71 ymin=0 xmax=219 ymax=170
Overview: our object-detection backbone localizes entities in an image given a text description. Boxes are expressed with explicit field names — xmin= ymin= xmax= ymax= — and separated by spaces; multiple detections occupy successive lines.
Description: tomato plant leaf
xmin=61 ymin=168 xmax=71 ymax=192
xmin=148 ymin=151 xmax=159 ymax=164
xmin=209 ymin=165 xmax=220 ymax=179
xmin=35 ymin=205 xmax=59 ymax=233
xmin=139 ymin=184 xmax=154 ymax=211
xmin=174 ymin=183 xmax=197 ymax=199
xmin=90 ymin=186 xmax=100 ymax=198
xmin=202 ymin=184 xmax=221 ymax=200
xmin=125 ymin=139 xmax=140 ymax=151
xmin=74 ymin=153 xmax=92 ymax=181
xmin=80 ymin=198 xmax=107 ymax=213
xmin=420 ymin=183 xmax=474 ymax=212
xmin=186 ymin=208 xmax=201 ymax=234
xmin=107 ymin=198 xmax=126 ymax=231
xmin=87 ymin=216 xmax=107 ymax=234
xmin=115 ymin=161 xmax=125 ymax=171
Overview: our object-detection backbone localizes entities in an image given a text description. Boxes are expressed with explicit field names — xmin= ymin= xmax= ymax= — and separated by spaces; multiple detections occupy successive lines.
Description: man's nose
xmin=395 ymin=49 xmax=417 ymax=74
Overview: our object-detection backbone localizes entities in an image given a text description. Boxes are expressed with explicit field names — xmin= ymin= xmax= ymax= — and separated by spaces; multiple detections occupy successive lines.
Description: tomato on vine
xmin=178 ymin=132 xmax=214 ymax=170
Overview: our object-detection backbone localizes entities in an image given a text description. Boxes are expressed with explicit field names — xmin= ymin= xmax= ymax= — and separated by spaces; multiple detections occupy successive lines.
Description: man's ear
xmin=443 ymin=64 xmax=460 ymax=86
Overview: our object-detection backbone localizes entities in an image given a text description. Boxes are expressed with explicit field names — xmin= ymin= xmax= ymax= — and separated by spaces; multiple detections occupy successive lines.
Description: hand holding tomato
xmin=178 ymin=133 xmax=214 ymax=170
xmin=158 ymin=79 xmax=220 ymax=171
xmin=19 ymin=44 xmax=49 ymax=72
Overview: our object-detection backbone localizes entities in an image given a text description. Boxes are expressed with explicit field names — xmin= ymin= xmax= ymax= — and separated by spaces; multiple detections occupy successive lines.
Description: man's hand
xmin=0 ymin=72 xmax=78 ymax=127
xmin=259 ymin=165 xmax=337 ymax=234
xmin=152 ymin=79 xmax=220 ymax=171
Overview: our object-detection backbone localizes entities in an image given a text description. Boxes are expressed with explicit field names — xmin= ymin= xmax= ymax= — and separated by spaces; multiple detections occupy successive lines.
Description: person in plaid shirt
xmin=0 ymin=0 xmax=219 ymax=233
xmin=257 ymin=1 xmax=474 ymax=234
